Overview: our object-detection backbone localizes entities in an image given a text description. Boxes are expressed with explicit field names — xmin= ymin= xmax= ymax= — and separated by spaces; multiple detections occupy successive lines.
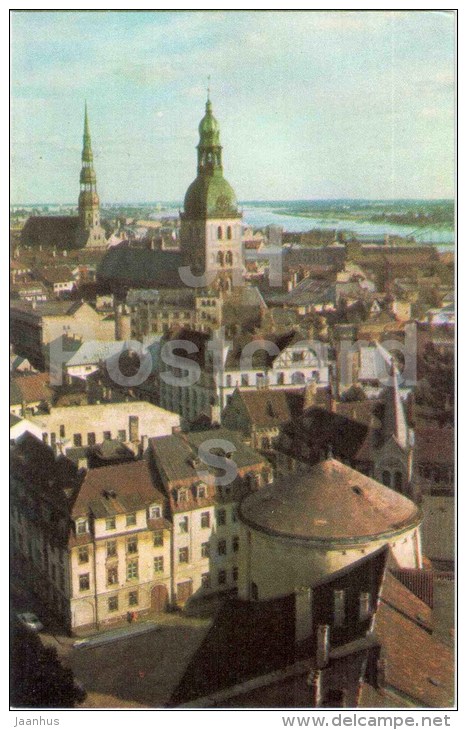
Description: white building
xmin=29 ymin=401 xmax=180 ymax=453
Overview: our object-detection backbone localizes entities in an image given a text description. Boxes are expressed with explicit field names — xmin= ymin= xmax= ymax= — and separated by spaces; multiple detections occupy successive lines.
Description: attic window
xmin=266 ymin=402 xmax=276 ymax=418
xmin=352 ymin=486 xmax=363 ymax=496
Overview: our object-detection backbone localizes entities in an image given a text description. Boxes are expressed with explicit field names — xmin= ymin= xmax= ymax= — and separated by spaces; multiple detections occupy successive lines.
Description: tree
xmin=11 ymin=624 xmax=86 ymax=708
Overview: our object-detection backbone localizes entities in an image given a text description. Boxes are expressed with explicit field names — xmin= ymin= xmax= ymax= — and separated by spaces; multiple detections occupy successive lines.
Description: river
xmin=150 ymin=203 xmax=454 ymax=249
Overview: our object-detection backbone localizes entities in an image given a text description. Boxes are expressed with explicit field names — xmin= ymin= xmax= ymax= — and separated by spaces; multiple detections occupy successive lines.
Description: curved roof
xmin=183 ymin=173 xmax=239 ymax=219
xmin=239 ymin=459 xmax=421 ymax=543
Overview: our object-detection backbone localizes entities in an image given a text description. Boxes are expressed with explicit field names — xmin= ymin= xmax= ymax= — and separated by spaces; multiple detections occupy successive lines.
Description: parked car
xmin=16 ymin=612 xmax=44 ymax=632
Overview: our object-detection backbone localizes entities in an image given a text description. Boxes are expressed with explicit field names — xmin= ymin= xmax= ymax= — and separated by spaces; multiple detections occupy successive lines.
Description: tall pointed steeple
xmin=382 ymin=360 xmax=409 ymax=450
xmin=77 ymin=103 xmax=106 ymax=248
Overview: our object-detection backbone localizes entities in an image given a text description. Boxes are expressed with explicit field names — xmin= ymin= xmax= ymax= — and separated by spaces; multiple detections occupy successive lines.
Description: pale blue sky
xmin=11 ymin=10 xmax=455 ymax=204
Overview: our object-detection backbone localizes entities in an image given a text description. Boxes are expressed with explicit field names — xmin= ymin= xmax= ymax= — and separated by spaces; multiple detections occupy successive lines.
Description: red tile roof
xmin=71 ymin=460 xmax=164 ymax=519
xmin=11 ymin=372 xmax=53 ymax=405
xmin=375 ymin=573 xmax=454 ymax=707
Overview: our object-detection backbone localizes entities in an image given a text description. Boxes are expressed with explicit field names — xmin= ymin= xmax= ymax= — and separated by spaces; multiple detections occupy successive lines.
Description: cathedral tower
xmin=77 ymin=103 xmax=106 ymax=248
xmin=180 ymin=93 xmax=244 ymax=289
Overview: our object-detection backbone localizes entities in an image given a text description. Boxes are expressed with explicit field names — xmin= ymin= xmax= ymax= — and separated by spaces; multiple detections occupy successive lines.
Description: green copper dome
xmin=184 ymin=174 xmax=238 ymax=219
xmin=183 ymin=97 xmax=239 ymax=219
xmin=198 ymin=100 xmax=220 ymax=145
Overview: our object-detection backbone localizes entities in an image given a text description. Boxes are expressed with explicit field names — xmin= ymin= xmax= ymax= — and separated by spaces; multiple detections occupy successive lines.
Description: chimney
xmin=303 ymin=381 xmax=317 ymax=410
xmin=359 ymin=592 xmax=371 ymax=621
xmin=294 ymin=587 xmax=313 ymax=643
xmin=316 ymin=624 xmax=330 ymax=668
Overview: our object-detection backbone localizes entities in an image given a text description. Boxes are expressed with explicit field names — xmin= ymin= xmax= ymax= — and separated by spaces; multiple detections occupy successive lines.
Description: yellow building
xmin=69 ymin=460 xmax=171 ymax=629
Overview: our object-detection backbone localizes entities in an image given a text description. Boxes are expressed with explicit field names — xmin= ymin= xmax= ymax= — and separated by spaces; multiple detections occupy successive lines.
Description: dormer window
xmin=150 ymin=504 xmax=162 ymax=519
xmin=197 ymin=485 xmax=207 ymax=499
xmin=76 ymin=518 xmax=88 ymax=535
xmin=179 ymin=489 xmax=187 ymax=504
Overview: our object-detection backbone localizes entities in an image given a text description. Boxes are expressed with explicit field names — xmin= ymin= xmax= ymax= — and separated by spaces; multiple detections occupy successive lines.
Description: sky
xmin=11 ymin=10 xmax=455 ymax=204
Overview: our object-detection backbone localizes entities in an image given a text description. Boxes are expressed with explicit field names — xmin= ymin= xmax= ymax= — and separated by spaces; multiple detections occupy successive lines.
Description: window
xmin=128 ymin=590 xmax=139 ymax=606
xmin=107 ymin=540 xmax=117 ymax=558
xmin=218 ymin=570 xmax=227 ymax=585
xmin=382 ymin=470 xmax=391 ymax=487
xmin=78 ymin=546 xmax=89 ymax=564
xmin=217 ymin=226 xmax=223 ymax=240
xmin=197 ymin=485 xmax=206 ymax=499
xmin=42 ymin=433 xmax=48 ymax=444
xmin=227 ymin=226 xmax=232 ymax=240
xmin=73 ymin=433 xmax=82 ymax=447
xmin=103 ymin=431 xmax=111 ymax=441
xmin=108 ymin=596 xmax=118 ymax=612
xmin=251 ymin=582 xmax=258 ymax=601
xmin=201 ymin=573 xmax=210 ymax=589
xmin=59 ymin=425 xmax=65 ymax=438
xmin=292 ymin=351 xmax=304 ymax=362
xmin=51 ymin=433 xmax=56 ymax=448
xmin=150 ymin=504 xmax=161 ymax=519
xmin=218 ymin=539 xmax=227 ymax=556
xmin=107 ymin=566 xmax=118 ymax=585
xmin=76 ymin=519 xmax=88 ymax=535
xmin=291 ymin=371 xmax=305 ymax=385
xmin=232 ymin=506 xmax=238 ymax=523
xmin=106 ymin=517 xmax=116 ymax=531
xmin=333 ymin=589 xmax=346 ymax=627
xmin=153 ymin=531 xmax=163 ymax=547
xmin=87 ymin=432 xmax=96 ymax=446
xmin=217 ymin=509 xmax=226 ymax=526
xmin=126 ymin=513 xmax=136 ymax=527
xmin=118 ymin=429 xmax=126 ymax=442
xmin=179 ymin=547 xmax=189 ymax=564
xmin=154 ymin=556 xmax=164 ymax=573
xmin=394 ymin=471 xmax=403 ymax=492
xmin=232 ymin=536 xmax=239 ymax=553
xmin=127 ymin=536 xmax=138 ymax=554
xmin=79 ymin=574 xmax=90 ymax=591
xmin=127 ymin=559 xmax=138 ymax=580
xmin=201 ymin=511 xmax=210 ymax=529
xmin=241 ymin=374 xmax=249 ymax=387
xmin=201 ymin=542 xmax=210 ymax=558
xmin=277 ymin=372 xmax=284 ymax=385
xmin=232 ymin=567 xmax=238 ymax=582
xmin=179 ymin=516 xmax=189 ymax=533
xmin=178 ymin=490 xmax=187 ymax=504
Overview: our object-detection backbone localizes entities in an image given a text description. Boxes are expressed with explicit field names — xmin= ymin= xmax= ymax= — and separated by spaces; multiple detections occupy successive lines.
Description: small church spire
xmin=382 ymin=359 xmax=409 ymax=450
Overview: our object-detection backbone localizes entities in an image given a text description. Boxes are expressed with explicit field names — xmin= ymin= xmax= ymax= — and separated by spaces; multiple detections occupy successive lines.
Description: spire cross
xmin=207 ymin=75 xmax=211 ymax=101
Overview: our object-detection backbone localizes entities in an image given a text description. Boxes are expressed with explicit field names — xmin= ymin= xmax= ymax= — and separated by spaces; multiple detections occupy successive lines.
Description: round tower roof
xmin=239 ymin=459 xmax=421 ymax=543
xmin=183 ymin=174 xmax=238 ymax=219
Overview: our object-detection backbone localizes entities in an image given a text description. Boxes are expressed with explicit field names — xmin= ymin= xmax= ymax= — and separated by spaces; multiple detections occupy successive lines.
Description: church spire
xmin=382 ymin=360 xmax=409 ymax=450
xmin=78 ymin=102 xmax=100 ymax=233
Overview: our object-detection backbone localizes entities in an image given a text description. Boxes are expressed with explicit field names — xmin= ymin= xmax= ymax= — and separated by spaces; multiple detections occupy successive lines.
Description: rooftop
xmin=71 ymin=460 xmax=164 ymax=519
xmin=239 ymin=458 xmax=421 ymax=542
